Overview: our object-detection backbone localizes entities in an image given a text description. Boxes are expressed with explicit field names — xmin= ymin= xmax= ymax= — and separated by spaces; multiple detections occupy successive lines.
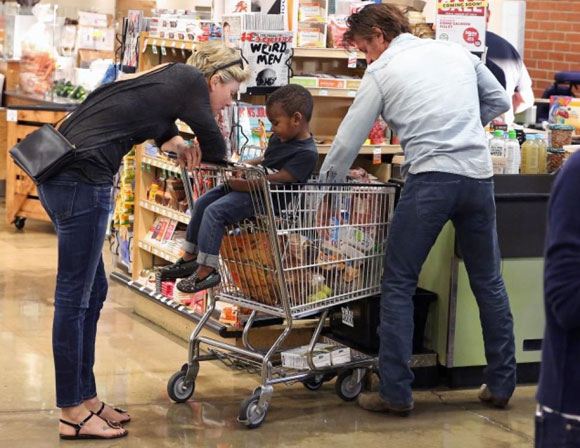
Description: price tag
xmin=142 ymin=38 xmax=149 ymax=53
xmin=7 ymin=110 xmax=17 ymax=122
xmin=348 ymin=51 xmax=358 ymax=68
xmin=319 ymin=89 xmax=328 ymax=96
xmin=373 ymin=146 xmax=382 ymax=165
xmin=152 ymin=44 xmax=158 ymax=55
xmin=160 ymin=43 xmax=167 ymax=56
xmin=348 ymin=90 xmax=357 ymax=97
xmin=171 ymin=47 xmax=176 ymax=56
xmin=180 ymin=42 xmax=186 ymax=58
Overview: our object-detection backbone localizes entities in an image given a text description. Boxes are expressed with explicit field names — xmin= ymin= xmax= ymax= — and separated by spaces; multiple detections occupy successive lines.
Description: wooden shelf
xmin=142 ymin=154 xmax=181 ymax=175
xmin=140 ymin=200 xmax=190 ymax=225
xmin=306 ymin=87 xmax=358 ymax=98
xmin=140 ymin=32 xmax=198 ymax=52
xmin=316 ymin=143 xmax=402 ymax=155
xmin=293 ymin=47 xmax=365 ymax=60
xmin=138 ymin=239 xmax=181 ymax=263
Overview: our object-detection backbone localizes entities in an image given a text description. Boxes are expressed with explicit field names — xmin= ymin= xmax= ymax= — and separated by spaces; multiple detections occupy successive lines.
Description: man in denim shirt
xmin=320 ymin=4 xmax=515 ymax=415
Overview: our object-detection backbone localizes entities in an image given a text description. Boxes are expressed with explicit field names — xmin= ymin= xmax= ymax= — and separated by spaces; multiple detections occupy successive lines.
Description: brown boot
xmin=478 ymin=384 xmax=510 ymax=409
xmin=357 ymin=392 xmax=414 ymax=417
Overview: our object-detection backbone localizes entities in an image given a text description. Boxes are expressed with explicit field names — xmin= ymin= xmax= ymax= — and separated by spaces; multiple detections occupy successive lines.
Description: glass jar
xmin=549 ymin=124 xmax=575 ymax=149
xmin=547 ymin=148 xmax=566 ymax=174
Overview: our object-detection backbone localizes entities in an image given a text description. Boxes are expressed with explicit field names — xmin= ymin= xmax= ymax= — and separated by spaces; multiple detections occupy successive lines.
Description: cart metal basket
xmin=166 ymin=164 xmax=396 ymax=428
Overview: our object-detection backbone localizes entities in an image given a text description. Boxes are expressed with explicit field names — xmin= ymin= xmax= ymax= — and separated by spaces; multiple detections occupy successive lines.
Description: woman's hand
xmin=161 ymin=136 xmax=202 ymax=171
xmin=178 ymin=140 xmax=202 ymax=171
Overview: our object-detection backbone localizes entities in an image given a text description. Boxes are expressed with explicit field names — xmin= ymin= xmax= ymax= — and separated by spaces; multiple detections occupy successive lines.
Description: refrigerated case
xmin=419 ymin=174 xmax=553 ymax=386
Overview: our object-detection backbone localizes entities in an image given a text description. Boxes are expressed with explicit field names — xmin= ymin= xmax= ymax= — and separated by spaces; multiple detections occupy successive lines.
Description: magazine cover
xmin=222 ymin=15 xmax=243 ymax=48
xmin=227 ymin=0 xmax=287 ymax=14
xmin=237 ymin=104 xmax=272 ymax=153
xmin=241 ymin=31 xmax=293 ymax=89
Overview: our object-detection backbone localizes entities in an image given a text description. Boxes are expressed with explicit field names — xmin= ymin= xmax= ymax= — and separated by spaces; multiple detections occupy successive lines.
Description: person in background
xmin=319 ymin=4 xmax=516 ymax=416
xmin=485 ymin=8 xmax=535 ymax=124
xmin=38 ymin=42 xmax=250 ymax=440
xmin=536 ymin=151 xmax=580 ymax=448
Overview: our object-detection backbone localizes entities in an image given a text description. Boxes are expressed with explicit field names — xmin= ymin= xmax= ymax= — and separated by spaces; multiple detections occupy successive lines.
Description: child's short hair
xmin=266 ymin=84 xmax=314 ymax=122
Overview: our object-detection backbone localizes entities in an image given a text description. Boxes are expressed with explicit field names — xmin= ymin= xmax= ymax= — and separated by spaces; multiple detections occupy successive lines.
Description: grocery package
xmin=327 ymin=16 xmax=348 ymax=48
xmin=19 ymin=4 xmax=58 ymax=95
xmin=281 ymin=343 xmax=351 ymax=370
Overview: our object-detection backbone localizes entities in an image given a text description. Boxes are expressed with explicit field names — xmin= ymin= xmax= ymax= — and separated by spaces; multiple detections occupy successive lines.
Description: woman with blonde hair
xmin=38 ymin=41 xmax=250 ymax=440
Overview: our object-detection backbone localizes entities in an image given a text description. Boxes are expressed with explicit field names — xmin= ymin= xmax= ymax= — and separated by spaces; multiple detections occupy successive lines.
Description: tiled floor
xmin=0 ymin=207 xmax=537 ymax=447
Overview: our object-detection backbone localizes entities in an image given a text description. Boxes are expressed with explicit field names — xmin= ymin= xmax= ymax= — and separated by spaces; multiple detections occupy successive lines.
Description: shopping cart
xmin=168 ymin=163 xmax=396 ymax=428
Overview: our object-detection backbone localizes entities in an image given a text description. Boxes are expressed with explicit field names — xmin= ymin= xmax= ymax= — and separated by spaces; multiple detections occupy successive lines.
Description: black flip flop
xmin=96 ymin=402 xmax=132 ymax=425
xmin=59 ymin=412 xmax=128 ymax=440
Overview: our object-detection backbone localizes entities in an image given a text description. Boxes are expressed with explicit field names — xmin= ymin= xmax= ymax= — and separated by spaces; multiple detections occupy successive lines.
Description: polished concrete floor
xmin=0 ymin=205 xmax=538 ymax=447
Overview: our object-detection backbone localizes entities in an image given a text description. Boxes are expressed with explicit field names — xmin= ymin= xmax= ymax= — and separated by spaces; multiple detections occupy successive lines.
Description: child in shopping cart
xmin=160 ymin=84 xmax=318 ymax=293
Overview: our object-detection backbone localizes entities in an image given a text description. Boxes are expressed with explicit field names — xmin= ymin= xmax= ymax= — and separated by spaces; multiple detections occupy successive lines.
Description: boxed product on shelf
xmin=318 ymin=78 xmax=346 ymax=89
xmin=296 ymin=22 xmax=326 ymax=48
xmin=327 ymin=15 xmax=348 ymax=48
xmin=281 ymin=343 xmax=351 ymax=369
xmin=289 ymin=76 xmax=318 ymax=88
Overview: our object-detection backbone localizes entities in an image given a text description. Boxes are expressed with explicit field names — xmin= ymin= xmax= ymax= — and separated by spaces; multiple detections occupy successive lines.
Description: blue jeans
xmin=38 ymin=174 xmax=112 ymax=408
xmin=184 ymin=185 xmax=255 ymax=269
xmin=536 ymin=409 xmax=580 ymax=448
xmin=380 ymin=172 xmax=516 ymax=406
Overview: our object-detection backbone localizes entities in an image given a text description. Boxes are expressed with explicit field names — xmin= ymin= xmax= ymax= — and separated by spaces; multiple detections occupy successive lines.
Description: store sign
xmin=436 ymin=0 xmax=488 ymax=52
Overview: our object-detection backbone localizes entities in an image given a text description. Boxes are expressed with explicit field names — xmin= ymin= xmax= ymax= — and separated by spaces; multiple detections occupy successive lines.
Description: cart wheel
xmin=302 ymin=375 xmax=325 ymax=391
xmin=239 ymin=389 xmax=269 ymax=429
xmin=335 ymin=370 xmax=364 ymax=402
xmin=167 ymin=370 xmax=195 ymax=403
xmin=14 ymin=217 xmax=26 ymax=230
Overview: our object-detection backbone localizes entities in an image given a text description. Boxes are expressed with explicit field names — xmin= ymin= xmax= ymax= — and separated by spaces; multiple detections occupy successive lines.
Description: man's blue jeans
xmin=184 ymin=186 xmax=255 ymax=269
xmin=38 ymin=174 xmax=112 ymax=408
xmin=380 ymin=172 xmax=516 ymax=406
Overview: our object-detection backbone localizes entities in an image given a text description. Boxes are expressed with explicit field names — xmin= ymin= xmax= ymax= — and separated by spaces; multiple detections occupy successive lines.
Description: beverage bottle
xmin=521 ymin=134 xmax=539 ymax=174
xmin=537 ymin=135 xmax=548 ymax=174
xmin=489 ymin=130 xmax=507 ymax=174
xmin=505 ymin=130 xmax=521 ymax=174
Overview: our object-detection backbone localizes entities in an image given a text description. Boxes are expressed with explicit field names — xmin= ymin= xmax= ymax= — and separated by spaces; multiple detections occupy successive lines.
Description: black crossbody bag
xmin=8 ymin=113 xmax=81 ymax=185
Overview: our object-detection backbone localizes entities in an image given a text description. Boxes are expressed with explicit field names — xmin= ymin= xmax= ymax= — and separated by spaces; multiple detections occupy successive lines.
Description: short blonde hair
xmin=187 ymin=41 xmax=250 ymax=84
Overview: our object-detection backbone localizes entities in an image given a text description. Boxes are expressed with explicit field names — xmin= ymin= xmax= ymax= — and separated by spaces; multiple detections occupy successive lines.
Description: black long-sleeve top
xmin=59 ymin=63 xmax=226 ymax=184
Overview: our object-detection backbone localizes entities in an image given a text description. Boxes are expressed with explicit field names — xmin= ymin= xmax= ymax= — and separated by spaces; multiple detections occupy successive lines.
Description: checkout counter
xmin=419 ymin=174 xmax=553 ymax=386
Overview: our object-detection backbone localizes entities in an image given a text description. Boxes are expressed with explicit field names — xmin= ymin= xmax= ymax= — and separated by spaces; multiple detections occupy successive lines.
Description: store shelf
xmin=142 ymin=154 xmax=181 ymax=175
xmin=140 ymin=200 xmax=190 ymax=225
xmin=316 ymin=143 xmax=402 ymax=155
xmin=306 ymin=87 xmax=358 ymax=98
xmin=110 ymin=271 xmax=239 ymax=338
xmin=293 ymin=47 xmax=365 ymax=60
xmin=140 ymin=32 xmax=198 ymax=52
xmin=138 ymin=239 xmax=181 ymax=263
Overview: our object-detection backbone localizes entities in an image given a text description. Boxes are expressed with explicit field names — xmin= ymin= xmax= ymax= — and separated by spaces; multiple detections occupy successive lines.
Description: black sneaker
xmin=176 ymin=271 xmax=221 ymax=293
xmin=157 ymin=258 xmax=198 ymax=280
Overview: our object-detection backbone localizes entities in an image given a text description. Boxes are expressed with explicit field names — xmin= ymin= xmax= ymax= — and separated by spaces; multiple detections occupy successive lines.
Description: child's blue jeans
xmin=184 ymin=185 xmax=255 ymax=269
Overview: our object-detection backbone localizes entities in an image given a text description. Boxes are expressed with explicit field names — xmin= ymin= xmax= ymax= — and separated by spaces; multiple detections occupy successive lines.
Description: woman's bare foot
xmin=84 ymin=397 xmax=131 ymax=424
xmin=60 ymin=405 xmax=127 ymax=439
